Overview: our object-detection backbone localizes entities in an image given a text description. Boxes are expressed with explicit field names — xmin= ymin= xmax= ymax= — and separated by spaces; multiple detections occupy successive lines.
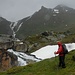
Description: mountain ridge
xmin=0 ymin=4 xmax=75 ymax=39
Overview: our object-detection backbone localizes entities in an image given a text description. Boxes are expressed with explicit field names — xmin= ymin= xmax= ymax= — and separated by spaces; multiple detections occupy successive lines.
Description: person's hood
xmin=57 ymin=42 xmax=62 ymax=46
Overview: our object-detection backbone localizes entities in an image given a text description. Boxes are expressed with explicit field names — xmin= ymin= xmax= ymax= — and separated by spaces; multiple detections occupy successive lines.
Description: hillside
xmin=0 ymin=50 xmax=75 ymax=75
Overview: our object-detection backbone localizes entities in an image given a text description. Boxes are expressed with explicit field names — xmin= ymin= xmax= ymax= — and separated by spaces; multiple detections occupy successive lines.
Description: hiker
xmin=54 ymin=41 xmax=66 ymax=68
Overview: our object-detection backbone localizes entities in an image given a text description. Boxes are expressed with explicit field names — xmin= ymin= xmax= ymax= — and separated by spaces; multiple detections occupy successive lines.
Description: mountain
xmin=0 ymin=4 xmax=75 ymax=39
xmin=0 ymin=17 xmax=13 ymax=35
xmin=15 ymin=5 xmax=75 ymax=39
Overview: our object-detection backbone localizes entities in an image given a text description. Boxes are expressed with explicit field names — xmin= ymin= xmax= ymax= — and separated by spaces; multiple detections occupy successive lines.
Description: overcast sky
xmin=0 ymin=0 xmax=75 ymax=22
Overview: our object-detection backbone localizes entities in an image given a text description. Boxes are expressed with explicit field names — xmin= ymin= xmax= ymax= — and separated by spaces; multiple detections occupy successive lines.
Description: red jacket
xmin=55 ymin=42 xmax=64 ymax=56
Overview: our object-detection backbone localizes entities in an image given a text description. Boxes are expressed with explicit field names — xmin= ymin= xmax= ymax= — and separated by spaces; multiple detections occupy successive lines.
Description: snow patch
xmin=53 ymin=9 xmax=59 ymax=13
xmin=31 ymin=43 xmax=75 ymax=60
xmin=65 ymin=10 xmax=68 ymax=12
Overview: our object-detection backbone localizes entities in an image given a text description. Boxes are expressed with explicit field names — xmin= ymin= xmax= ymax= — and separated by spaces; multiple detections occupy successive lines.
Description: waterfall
xmin=9 ymin=22 xmax=16 ymax=38
xmin=9 ymin=21 xmax=23 ymax=38
xmin=7 ymin=49 xmax=41 ymax=66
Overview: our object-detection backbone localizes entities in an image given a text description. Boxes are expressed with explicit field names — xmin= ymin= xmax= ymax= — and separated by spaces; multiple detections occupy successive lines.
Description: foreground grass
xmin=0 ymin=50 xmax=75 ymax=75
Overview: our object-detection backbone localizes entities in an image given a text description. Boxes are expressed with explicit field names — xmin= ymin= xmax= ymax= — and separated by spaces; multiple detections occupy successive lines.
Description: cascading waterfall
xmin=9 ymin=21 xmax=41 ymax=66
xmin=7 ymin=49 xmax=41 ymax=66
xmin=9 ymin=21 xmax=23 ymax=38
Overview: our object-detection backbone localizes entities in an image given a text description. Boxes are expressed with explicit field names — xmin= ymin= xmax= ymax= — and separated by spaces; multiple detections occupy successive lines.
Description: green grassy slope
xmin=0 ymin=50 xmax=75 ymax=75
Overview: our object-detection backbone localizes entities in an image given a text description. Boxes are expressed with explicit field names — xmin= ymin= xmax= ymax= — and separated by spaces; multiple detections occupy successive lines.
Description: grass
xmin=0 ymin=50 xmax=75 ymax=75
xmin=61 ymin=34 xmax=75 ymax=43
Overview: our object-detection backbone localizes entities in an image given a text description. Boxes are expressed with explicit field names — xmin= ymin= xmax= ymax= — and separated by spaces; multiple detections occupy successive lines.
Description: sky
xmin=8 ymin=43 xmax=75 ymax=66
xmin=0 ymin=0 xmax=75 ymax=22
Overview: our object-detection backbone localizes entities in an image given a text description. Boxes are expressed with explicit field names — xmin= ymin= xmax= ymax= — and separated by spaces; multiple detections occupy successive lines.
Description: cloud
xmin=0 ymin=0 xmax=75 ymax=22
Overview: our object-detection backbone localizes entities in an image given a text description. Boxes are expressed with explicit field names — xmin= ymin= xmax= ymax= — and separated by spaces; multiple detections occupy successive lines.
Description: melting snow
xmin=66 ymin=10 xmax=68 ymax=12
xmin=31 ymin=43 xmax=75 ymax=59
xmin=53 ymin=9 xmax=59 ymax=13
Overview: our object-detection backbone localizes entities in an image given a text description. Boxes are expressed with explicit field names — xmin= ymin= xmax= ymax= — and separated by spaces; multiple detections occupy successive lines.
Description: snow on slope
xmin=31 ymin=43 xmax=75 ymax=60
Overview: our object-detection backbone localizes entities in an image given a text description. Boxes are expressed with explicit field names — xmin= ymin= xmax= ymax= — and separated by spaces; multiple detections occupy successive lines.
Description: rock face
xmin=0 ymin=34 xmax=31 ymax=71
xmin=0 ymin=35 xmax=18 ymax=71
xmin=0 ymin=49 xmax=18 ymax=71
xmin=0 ymin=34 xmax=29 ymax=52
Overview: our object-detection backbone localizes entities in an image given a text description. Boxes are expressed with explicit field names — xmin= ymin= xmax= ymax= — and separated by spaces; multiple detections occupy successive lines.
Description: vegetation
xmin=61 ymin=34 xmax=75 ymax=43
xmin=0 ymin=50 xmax=75 ymax=75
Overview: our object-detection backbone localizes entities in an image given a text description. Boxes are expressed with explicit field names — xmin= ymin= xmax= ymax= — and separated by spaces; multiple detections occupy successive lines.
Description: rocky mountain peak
xmin=39 ymin=6 xmax=50 ymax=12
xmin=41 ymin=6 xmax=47 ymax=9
xmin=54 ymin=4 xmax=74 ymax=11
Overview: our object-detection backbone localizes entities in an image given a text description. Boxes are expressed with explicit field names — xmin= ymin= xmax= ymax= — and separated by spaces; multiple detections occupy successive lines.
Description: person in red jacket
xmin=54 ymin=41 xmax=66 ymax=68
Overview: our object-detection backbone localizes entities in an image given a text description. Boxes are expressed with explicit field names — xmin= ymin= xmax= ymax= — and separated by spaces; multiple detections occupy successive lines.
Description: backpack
xmin=62 ymin=44 xmax=68 ymax=54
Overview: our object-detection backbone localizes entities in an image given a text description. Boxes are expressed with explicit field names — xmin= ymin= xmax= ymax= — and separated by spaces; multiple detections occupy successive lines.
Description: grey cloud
xmin=0 ymin=0 xmax=75 ymax=22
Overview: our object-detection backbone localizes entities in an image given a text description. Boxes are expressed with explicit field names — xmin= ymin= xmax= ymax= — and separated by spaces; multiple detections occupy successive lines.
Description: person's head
xmin=57 ymin=41 xmax=62 ymax=46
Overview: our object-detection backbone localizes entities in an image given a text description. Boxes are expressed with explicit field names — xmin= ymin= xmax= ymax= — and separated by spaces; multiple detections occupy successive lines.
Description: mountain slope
xmin=15 ymin=5 xmax=75 ymax=39
xmin=0 ymin=17 xmax=13 ymax=35
xmin=0 ymin=5 xmax=75 ymax=39
xmin=15 ymin=6 xmax=53 ymax=39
